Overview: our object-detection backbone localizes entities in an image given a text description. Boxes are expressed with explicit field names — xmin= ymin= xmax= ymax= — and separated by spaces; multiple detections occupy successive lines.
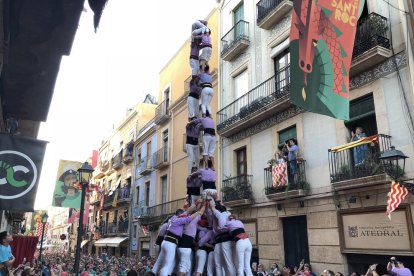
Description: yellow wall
xmin=156 ymin=9 xmax=220 ymax=204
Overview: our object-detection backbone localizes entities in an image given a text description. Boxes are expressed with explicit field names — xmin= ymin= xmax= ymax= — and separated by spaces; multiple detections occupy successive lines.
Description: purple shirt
xmin=198 ymin=228 xmax=214 ymax=247
xmin=195 ymin=117 xmax=215 ymax=130
xmin=167 ymin=215 xmax=193 ymax=237
xmin=213 ymin=209 xmax=230 ymax=229
xmin=183 ymin=214 xmax=201 ymax=238
xmin=391 ymin=268 xmax=413 ymax=276
xmin=190 ymin=41 xmax=199 ymax=57
xmin=198 ymin=72 xmax=212 ymax=84
xmin=187 ymin=175 xmax=203 ymax=188
xmin=199 ymin=168 xmax=216 ymax=182
xmin=200 ymin=34 xmax=212 ymax=48
xmin=158 ymin=223 xmax=168 ymax=237
xmin=190 ymin=81 xmax=201 ymax=95
xmin=186 ymin=122 xmax=202 ymax=138
xmin=223 ymin=219 xmax=244 ymax=232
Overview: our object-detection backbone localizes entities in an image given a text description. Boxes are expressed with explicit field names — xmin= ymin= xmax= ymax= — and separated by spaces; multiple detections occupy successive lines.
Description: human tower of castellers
xmin=151 ymin=20 xmax=254 ymax=276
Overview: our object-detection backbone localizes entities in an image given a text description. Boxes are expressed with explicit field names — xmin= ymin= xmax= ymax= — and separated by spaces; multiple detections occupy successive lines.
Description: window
xmin=346 ymin=94 xmax=377 ymax=136
xmin=274 ymin=49 xmax=290 ymax=91
xmin=146 ymin=141 xmax=152 ymax=167
xmin=160 ymin=176 xmax=168 ymax=204
xmin=135 ymin=186 xmax=140 ymax=205
xmin=233 ymin=2 xmax=244 ymax=38
xmin=234 ymin=69 xmax=249 ymax=100
xmin=235 ymin=147 xmax=247 ymax=176
xmin=164 ymin=88 xmax=170 ymax=112
xmin=133 ymin=225 xmax=138 ymax=238
xmin=145 ymin=181 xmax=150 ymax=206
xmin=162 ymin=130 xmax=169 ymax=162
xmin=278 ymin=126 xmax=297 ymax=147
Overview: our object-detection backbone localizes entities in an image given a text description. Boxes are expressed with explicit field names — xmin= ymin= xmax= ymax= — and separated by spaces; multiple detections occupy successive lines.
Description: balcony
xmin=90 ymin=193 xmax=101 ymax=205
xmin=154 ymin=100 xmax=170 ymax=125
xmin=111 ymin=150 xmax=123 ymax=170
xmin=328 ymin=134 xmax=392 ymax=191
xmin=256 ymin=0 xmax=293 ymax=29
xmin=103 ymin=188 xmax=131 ymax=208
xmin=264 ymin=160 xmax=308 ymax=201
xmin=123 ymin=142 xmax=134 ymax=164
xmin=153 ymin=147 xmax=170 ymax=170
xmin=221 ymin=175 xmax=253 ymax=207
xmin=100 ymin=161 xmax=109 ymax=174
xmin=102 ymin=221 xmax=129 ymax=236
xmin=133 ymin=200 xmax=147 ymax=220
xmin=221 ymin=20 xmax=250 ymax=61
xmin=138 ymin=157 xmax=153 ymax=176
xmin=137 ymin=198 xmax=186 ymax=225
xmin=217 ymin=66 xmax=290 ymax=137
xmin=351 ymin=13 xmax=391 ymax=76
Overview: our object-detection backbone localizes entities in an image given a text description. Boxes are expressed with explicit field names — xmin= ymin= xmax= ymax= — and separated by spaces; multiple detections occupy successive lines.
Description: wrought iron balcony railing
xmin=221 ymin=175 xmax=253 ymax=203
xmin=138 ymin=156 xmax=153 ymax=175
xmin=328 ymin=134 xmax=392 ymax=183
xmin=256 ymin=0 xmax=292 ymax=26
xmin=123 ymin=142 xmax=134 ymax=163
xmin=111 ymin=150 xmax=123 ymax=170
xmin=221 ymin=20 xmax=249 ymax=57
xmin=154 ymin=100 xmax=170 ymax=125
xmin=153 ymin=147 xmax=170 ymax=169
xmin=217 ymin=66 xmax=290 ymax=132
xmin=103 ymin=188 xmax=131 ymax=207
xmin=138 ymin=198 xmax=186 ymax=224
xmin=264 ymin=160 xmax=307 ymax=195
xmin=353 ymin=13 xmax=390 ymax=59
xmin=104 ymin=221 xmax=129 ymax=235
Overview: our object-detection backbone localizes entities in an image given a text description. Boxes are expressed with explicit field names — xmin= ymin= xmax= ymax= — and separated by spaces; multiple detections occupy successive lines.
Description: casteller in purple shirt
xmin=167 ymin=215 xmax=193 ymax=237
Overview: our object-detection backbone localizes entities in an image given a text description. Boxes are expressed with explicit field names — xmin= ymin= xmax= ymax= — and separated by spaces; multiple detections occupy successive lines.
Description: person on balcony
xmin=198 ymin=66 xmax=214 ymax=118
xmin=177 ymin=203 xmax=205 ymax=276
xmin=193 ymin=111 xmax=216 ymax=169
xmin=187 ymin=76 xmax=202 ymax=120
xmin=286 ymin=139 xmax=299 ymax=183
xmin=154 ymin=202 xmax=204 ymax=276
xmin=194 ymin=218 xmax=214 ymax=276
xmin=187 ymin=166 xmax=203 ymax=205
xmin=351 ymin=127 xmax=368 ymax=165
xmin=185 ymin=119 xmax=203 ymax=174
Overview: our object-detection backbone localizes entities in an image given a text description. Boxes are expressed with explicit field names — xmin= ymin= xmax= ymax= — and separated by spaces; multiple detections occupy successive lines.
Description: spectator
xmin=350 ymin=127 xmax=368 ymax=165
xmin=387 ymin=257 xmax=413 ymax=276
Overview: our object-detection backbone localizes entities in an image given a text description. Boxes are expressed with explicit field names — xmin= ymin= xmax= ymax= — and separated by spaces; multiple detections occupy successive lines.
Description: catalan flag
xmin=386 ymin=182 xmax=408 ymax=220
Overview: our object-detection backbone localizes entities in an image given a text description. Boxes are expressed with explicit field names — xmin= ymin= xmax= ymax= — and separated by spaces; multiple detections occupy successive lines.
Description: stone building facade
xmin=218 ymin=0 xmax=414 ymax=273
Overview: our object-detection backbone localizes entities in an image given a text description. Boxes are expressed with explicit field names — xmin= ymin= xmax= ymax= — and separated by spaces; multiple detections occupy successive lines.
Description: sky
xmin=34 ymin=0 xmax=217 ymax=210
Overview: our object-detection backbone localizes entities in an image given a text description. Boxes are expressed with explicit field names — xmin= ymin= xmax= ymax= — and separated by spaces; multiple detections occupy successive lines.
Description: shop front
xmin=339 ymin=206 xmax=414 ymax=274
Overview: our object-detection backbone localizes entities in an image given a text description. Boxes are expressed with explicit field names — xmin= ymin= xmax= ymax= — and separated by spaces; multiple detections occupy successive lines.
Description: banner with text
xmin=290 ymin=0 xmax=365 ymax=120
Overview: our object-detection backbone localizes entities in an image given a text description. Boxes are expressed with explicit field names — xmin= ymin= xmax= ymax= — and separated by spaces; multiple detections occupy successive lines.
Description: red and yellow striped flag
xmin=386 ymin=182 xmax=408 ymax=220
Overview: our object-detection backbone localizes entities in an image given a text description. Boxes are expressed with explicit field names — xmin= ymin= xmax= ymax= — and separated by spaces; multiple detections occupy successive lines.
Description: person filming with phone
xmin=387 ymin=257 xmax=412 ymax=276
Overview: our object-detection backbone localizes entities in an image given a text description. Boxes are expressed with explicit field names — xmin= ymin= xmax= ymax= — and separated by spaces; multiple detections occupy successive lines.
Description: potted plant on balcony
xmin=221 ymin=186 xmax=237 ymax=202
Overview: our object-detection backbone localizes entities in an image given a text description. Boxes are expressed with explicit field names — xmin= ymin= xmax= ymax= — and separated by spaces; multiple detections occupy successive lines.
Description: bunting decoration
xmin=289 ymin=0 xmax=365 ymax=120
xmin=386 ymin=182 xmax=408 ymax=219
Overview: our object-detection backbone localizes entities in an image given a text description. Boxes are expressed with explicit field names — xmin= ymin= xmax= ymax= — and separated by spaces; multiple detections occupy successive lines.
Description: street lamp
xmin=74 ymin=162 xmax=94 ymax=276
xmin=38 ymin=213 xmax=48 ymax=262
xmin=379 ymin=146 xmax=414 ymax=193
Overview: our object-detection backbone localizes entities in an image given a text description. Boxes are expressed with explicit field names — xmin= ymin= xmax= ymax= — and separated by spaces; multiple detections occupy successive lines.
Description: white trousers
xmin=236 ymin=239 xmax=253 ymax=276
xmin=200 ymin=47 xmax=212 ymax=62
xmin=158 ymin=240 xmax=177 ymax=276
xmin=178 ymin=247 xmax=192 ymax=273
xmin=195 ymin=249 xmax=207 ymax=274
xmin=190 ymin=58 xmax=200 ymax=76
xmin=207 ymin=251 xmax=215 ymax=276
xmin=186 ymin=143 xmax=200 ymax=172
xmin=221 ymin=241 xmax=236 ymax=275
xmin=152 ymin=244 xmax=163 ymax=274
xmin=202 ymin=134 xmax=216 ymax=157
xmin=214 ymin=243 xmax=224 ymax=276
xmin=187 ymin=95 xmax=199 ymax=119
xmin=201 ymin=87 xmax=214 ymax=115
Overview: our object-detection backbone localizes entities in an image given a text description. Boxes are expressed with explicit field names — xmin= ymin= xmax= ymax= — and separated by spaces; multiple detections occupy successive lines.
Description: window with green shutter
xmin=278 ymin=126 xmax=297 ymax=147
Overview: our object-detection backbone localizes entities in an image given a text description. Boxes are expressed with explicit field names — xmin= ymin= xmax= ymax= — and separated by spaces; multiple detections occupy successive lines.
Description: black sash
xmin=189 ymin=92 xmax=200 ymax=99
xmin=186 ymin=136 xmax=199 ymax=145
xmin=204 ymin=128 xmax=215 ymax=135
xmin=178 ymin=234 xmax=194 ymax=248
xmin=187 ymin=186 xmax=201 ymax=196
xmin=202 ymin=181 xmax=216 ymax=190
